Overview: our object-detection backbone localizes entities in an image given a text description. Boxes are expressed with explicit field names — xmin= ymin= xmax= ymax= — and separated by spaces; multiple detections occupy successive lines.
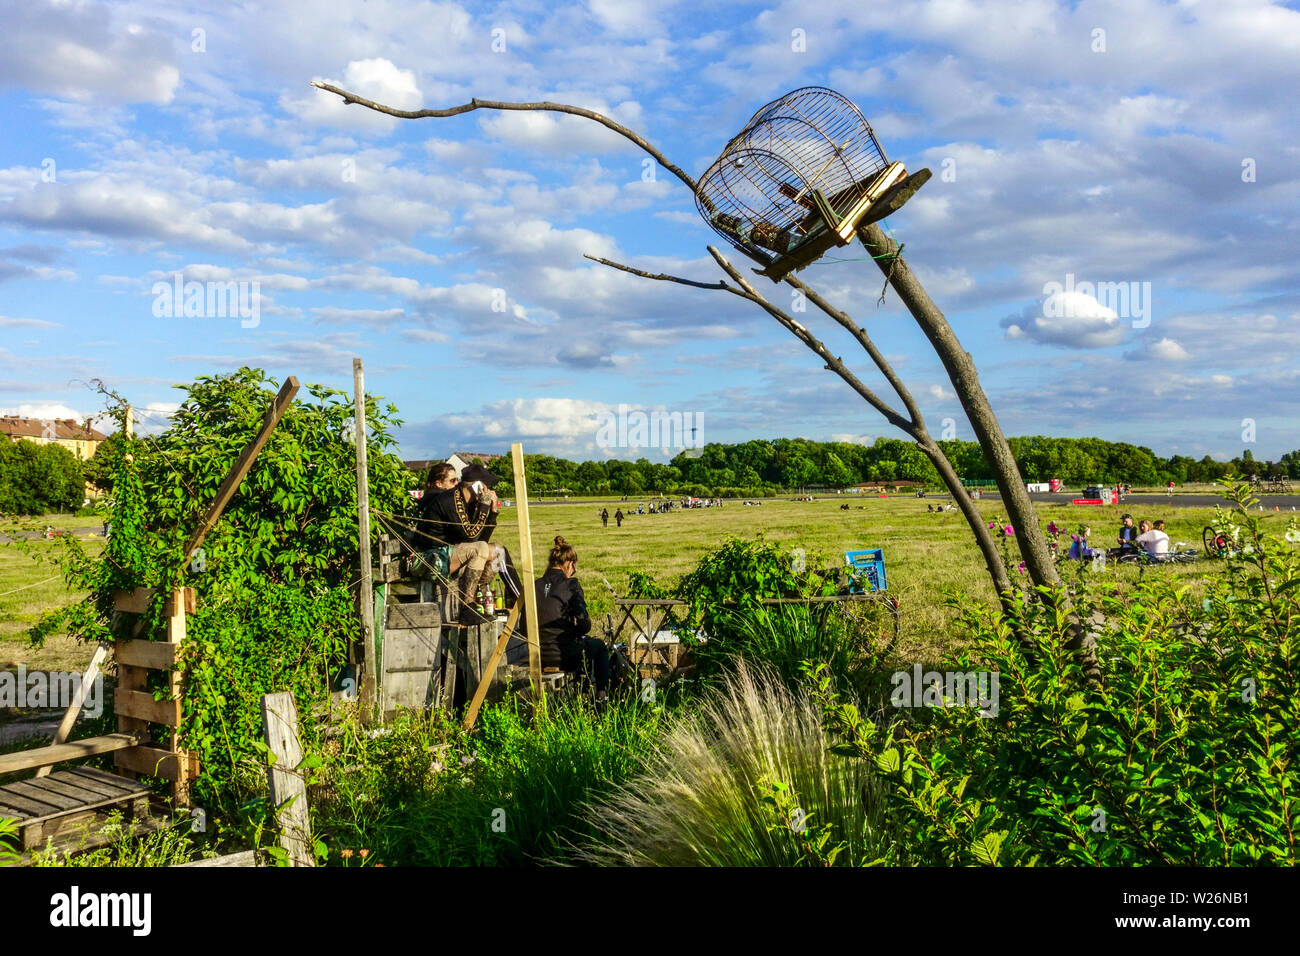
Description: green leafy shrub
xmin=822 ymin=482 xmax=1298 ymax=866
xmin=311 ymin=695 xmax=670 ymax=866
xmin=26 ymin=368 xmax=411 ymax=830
xmin=574 ymin=662 xmax=885 ymax=866
xmin=0 ymin=437 xmax=85 ymax=515
xmin=631 ymin=537 xmax=889 ymax=694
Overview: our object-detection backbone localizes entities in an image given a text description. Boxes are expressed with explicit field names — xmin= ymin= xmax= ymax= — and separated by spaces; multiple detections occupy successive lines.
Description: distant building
xmin=402 ymin=452 xmax=504 ymax=485
xmin=447 ymin=451 xmax=501 ymax=478
xmin=0 ymin=417 xmax=108 ymax=461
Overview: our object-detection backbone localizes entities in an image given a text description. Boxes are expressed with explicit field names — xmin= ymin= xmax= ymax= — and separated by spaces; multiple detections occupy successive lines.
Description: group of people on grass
xmin=1067 ymin=513 xmax=1172 ymax=561
xmin=411 ymin=463 xmax=610 ymax=699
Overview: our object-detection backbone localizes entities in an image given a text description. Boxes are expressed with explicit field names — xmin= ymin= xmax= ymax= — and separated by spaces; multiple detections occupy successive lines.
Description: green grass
xmin=492 ymin=496 xmax=1254 ymax=662
xmin=0 ymin=520 xmax=105 ymax=673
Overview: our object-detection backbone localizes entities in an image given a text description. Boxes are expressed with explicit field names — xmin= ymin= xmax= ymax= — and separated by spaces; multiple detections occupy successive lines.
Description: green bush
xmin=311 ymin=695 xmax=671 ymax=866
xmin=631 ymin=537 xmax=887 ymax=694
xmin=822 ymin=482 xmax=1299 ymax=866
xmin=27 ymin=368 xmax=412 ymax=833
xmin=575 ymin=662 xmax=886 ymax=866
xmin=0 ymin=438 xmax=85 ymax=515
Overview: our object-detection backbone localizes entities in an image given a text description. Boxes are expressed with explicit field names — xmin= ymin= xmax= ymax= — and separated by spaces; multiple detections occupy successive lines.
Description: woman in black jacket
xmin=535 ymin=536 xmax=610 ymax=699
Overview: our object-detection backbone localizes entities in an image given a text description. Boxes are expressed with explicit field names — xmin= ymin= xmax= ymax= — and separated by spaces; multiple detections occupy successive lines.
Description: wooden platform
xmin=0 ymin=766 xmax=153 ymax=852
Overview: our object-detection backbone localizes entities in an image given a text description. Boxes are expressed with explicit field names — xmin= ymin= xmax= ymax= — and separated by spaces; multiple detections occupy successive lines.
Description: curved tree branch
xmin=311 ymin=81 xmax=701 ymax=195
xmin=582 ymin=254 xmax=730 ymax=291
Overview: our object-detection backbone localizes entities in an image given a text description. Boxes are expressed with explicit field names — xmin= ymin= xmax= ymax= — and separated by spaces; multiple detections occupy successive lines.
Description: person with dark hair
xmin=614 ymin=507 xmax=624 ymax=527
xmin=414 ymin=462 xmax=522 ymax=621
xmin=535 ymin=536 xmax=609 ymax=700
xmin=600 ymin=507 xmax=609 ymax=527
xmin=425 ymin=461 xmax=457 ymax=494
xmin=1116 ymin=513 xmax=1138 ymax=553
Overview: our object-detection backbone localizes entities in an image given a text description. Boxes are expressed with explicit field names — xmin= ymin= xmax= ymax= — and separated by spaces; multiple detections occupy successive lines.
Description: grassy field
xmin=1 ymin=517 xmax=105 ymax=674
xmin=1 ymin=497 xmax=1273 ymax=672
xmin=494 ymin=495 xmax=1250 ymax=663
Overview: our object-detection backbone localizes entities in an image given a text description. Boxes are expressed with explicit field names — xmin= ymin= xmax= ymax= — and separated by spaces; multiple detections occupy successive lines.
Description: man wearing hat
xmin=415 ymin=462 xmax=521 ymax=623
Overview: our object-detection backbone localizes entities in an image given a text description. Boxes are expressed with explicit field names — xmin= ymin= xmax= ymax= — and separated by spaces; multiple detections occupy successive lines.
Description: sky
xmin=0 ymin=0 xmax=1297 ymax=463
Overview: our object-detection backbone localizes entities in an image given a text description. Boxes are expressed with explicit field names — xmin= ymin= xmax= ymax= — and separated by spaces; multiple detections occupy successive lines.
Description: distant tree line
xmin=476 ymin=436 xmax=1300 ymax=499
xmin=0 ymin=437 xmax=86 ymax=515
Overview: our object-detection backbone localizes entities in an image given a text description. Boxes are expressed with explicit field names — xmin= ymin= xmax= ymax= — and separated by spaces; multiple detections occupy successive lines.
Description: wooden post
xmin=463 ymin=601 xmax=521 ymax=731
xmin=261 ymin=692 xmax=314 ymax=867
xmin=35 ymin=644 xmax=110 ymax=779
xmin=165 ymin=587 xmax=191 ymax=806
xmin=510 ymin=443 xmax=543 ymax=695
xmin=180 ymin=376 xmax=300 ymax=565
xmin=353 ymin=359 xmax=377 ymax=720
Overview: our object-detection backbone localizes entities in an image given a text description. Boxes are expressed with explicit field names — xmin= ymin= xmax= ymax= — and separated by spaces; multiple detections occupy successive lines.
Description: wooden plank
xmin=176 ymin=849 xmax=258 ymax=867
xmin=354 ymin=359 xmax=377 ymax=721
xmin=114 ymin=689 xmax=182 ymax=727
xmin=116 ymin=645 xmax=150 ymax=741
xmin=113 ymin=746 xmax=199 ymax=782
xmin=380 ymin=624 xmax=442 ymax=716
xmin=510 ymin=442 xmax=543 ymax=694
xmin=440 ymin=627 xmax=458 ymax=713
xmin=386 ymin=601 xmax=440 ymax=629
xmin=4 ymin=779 xmax=82 ymax=812
xmin=261 ymin=692 xmax=314 ymax=867
xmin=64 ymin=767 xmax=147 ymax=798
xmin=35 ymin=642 xmax=110 ymax=779
xmin=114 ymin=640 xmax=177 ymax=670
xmin=0 ymin=782 xmax=151 ymax=829
xmin=113 ymin=587 xmax=156 ymax=614
xmin=25 ymin=775 xmax=107 ymax=804
xmin=0 ymin=733 xmax=142 ymax=775
xmin=0 ymin=787 xmax=65 ymax=817
xmin=463 ymin=602 xmax=521 ymax=730
xmin=181 ymin=375 xmax=300 ymax=564
xmin=163 ymin=587 xmax=196 ymax=616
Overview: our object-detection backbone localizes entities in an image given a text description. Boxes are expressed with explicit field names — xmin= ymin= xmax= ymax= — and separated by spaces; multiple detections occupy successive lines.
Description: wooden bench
xmin=0 ymin=765 xmax=153 ymax=852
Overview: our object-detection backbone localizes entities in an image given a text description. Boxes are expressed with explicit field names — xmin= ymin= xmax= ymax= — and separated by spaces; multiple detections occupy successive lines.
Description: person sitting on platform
xmin=414 ymin=463 xmax=521 ymax=623
xmin=535 ymin=536 xmax=610 ymax=700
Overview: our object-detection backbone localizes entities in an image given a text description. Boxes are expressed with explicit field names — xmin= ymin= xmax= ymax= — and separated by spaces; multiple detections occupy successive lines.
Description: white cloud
xmin=0 ymin=0 xmax=180 ymax=104
xmin=1149 ymin=338 xmax=1190 ymax=361
xmin=1002 ymin=292 xmax=1125 ymax=348
xmin=0 ymin=315 xmax=60 ymax=329
xmin=289 ymin=59 xmax=424 ymax=132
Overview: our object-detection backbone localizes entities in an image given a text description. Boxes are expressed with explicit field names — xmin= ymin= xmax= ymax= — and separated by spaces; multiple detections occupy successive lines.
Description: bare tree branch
xmin=703 ymin=247 xmax=915 ymax=434
xmin=582 ymin=254 xmax=730 ymax=291
xmin=783 ymin=274 xmax=928 ymax=429
xmin=311 ymin=81 xmax=701 ymax=195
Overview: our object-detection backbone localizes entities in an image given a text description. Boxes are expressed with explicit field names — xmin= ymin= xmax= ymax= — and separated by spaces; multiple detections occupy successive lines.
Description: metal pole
xmin=353 ymin=358 xmax=377 ymax=719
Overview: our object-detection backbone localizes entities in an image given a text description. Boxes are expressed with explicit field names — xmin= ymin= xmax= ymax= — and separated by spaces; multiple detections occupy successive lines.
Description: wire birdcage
xmin=695 ymin=87 xmax=928 ymax=280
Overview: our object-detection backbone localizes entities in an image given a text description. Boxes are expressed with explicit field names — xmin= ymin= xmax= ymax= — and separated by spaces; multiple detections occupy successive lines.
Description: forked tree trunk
xmin=858 ymin=223 xmax=1101 ymax=681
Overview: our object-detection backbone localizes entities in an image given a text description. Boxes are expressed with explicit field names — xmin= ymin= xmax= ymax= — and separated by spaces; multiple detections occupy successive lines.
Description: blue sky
xmin=1 ymin=0 xmax=1297 ymax=462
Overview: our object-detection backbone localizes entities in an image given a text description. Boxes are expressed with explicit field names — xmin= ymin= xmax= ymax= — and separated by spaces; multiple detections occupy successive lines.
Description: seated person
xmin=413 ymin=463 xmax=521 ymax=623
xmin=1136 ymin=519 xmax=1171 ymax=557
xmin=1067 ymin=526 xmax=1099 ymax=560
xmin=1116 ymin=514 xmax=1139 ymax=552
xmin=534 ymin=536 xmax=610 ymax=700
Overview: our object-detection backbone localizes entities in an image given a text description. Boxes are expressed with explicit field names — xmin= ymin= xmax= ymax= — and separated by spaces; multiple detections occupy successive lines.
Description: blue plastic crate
xmin=844 ymin=548 xmax=887 ymax=592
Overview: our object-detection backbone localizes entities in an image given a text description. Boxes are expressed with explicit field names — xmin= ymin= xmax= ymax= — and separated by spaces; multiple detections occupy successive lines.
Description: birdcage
xmin=695 ymin=87 xmax=931 ymax=281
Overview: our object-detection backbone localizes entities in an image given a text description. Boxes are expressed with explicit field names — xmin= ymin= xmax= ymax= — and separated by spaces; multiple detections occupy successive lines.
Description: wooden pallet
xmin=0 ymin=766 xmax=152 ymax=853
